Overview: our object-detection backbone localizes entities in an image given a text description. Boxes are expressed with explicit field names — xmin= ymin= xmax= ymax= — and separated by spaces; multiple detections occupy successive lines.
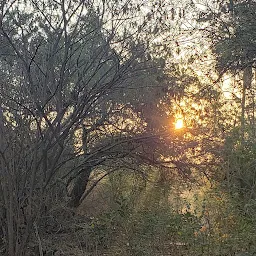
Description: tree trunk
xmin=68 ymin=167 xmax=92 ymax=207
xmin=241 ymin=66 xmax=253 ymax=143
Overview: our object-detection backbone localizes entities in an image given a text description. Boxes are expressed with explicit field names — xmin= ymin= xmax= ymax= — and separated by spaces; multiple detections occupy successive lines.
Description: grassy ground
xmin=29 ymin=171 xmax=256 ymax=256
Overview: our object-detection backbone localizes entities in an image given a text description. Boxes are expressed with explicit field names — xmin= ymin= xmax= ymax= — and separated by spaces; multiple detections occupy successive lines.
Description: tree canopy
xmin=1 ymin=0 xmax=256 ymax=255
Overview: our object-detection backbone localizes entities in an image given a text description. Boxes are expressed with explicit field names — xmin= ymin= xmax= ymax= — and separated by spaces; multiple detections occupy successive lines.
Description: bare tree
xmin=0 ymin=0 xmax=183 ymax=255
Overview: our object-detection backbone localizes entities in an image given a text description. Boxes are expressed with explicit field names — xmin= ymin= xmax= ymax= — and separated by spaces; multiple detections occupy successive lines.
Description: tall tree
xmin=0 ymin=1 xmax=176 ymax=254
xmin=196 ymin=0 xmax=256 ymax=199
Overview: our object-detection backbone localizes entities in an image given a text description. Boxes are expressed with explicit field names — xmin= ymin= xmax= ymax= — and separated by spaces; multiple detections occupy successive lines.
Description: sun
xmin=175 ymin=118 xmax=184 ymax=129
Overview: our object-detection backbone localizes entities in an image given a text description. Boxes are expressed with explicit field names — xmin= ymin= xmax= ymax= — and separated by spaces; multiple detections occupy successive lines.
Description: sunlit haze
xmin=175 ymin=118 xmax=184 ymax=129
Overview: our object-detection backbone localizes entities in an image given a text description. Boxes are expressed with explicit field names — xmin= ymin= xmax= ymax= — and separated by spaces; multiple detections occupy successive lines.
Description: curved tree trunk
xmin=68 ymin=167 xmax=92 ymax=208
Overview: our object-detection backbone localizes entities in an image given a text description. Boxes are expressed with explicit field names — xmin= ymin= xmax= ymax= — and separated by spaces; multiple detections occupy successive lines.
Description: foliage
xmin=222 ymin=126 xmax=256 ymax=201
xmin=1 ymin=0 xmax=256 ymax=255
xmin=84 ymin=171 xmax=256 ymax=256
xmin=87 ymin=171 xmax=201 ymax=256
xmin=0 ymin=0 xmax=182 ymax=255
xmin=197 ymin=0 xmax=256 ymax=73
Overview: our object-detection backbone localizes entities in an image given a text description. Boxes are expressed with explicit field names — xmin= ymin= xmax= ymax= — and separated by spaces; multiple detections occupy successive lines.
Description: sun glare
xmin=175 ymin=118 xmax=184 ymax=129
